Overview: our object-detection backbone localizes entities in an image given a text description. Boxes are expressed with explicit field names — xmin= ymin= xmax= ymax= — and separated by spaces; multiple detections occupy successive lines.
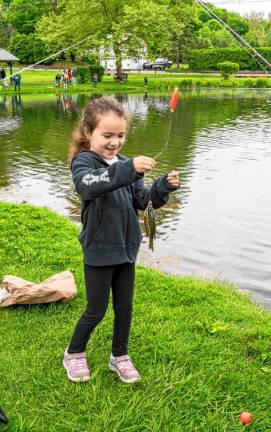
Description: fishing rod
xmin=198 ymin=0 xmax=271 ymax=74
xmin=8 ymin=33 xmax=98 ymax=80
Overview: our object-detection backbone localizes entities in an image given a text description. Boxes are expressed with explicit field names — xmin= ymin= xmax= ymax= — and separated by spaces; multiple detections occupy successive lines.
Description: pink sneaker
xmin=109 ymin=354 xmax=141 ymax=384
xmin=63 ymin=348 xmax=90 ymax=383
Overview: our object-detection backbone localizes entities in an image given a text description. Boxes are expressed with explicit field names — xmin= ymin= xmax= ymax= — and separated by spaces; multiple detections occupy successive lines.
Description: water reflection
xmin=0 ymin=90 xmax=271 ymax=307
xmin=56 ymin=93 xmax=78 ymax=113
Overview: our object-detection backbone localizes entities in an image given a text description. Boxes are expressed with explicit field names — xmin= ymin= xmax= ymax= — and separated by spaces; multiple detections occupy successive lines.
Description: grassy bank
xmin=1 ymin=201 xmax=271 ymax=431
xmin=0 ymin=70 xmax=271 ymax=95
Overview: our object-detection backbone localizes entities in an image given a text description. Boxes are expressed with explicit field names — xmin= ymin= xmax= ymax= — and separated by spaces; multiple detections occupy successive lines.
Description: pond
xmin=0 ymin=90 xmax=271 ymax=308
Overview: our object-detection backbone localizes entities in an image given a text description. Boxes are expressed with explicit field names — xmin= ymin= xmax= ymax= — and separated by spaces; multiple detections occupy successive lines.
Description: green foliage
xmin=76 ymin=66 xmax=90 ymax=84
xmin=217 ymin=61 xmax=239 ymax=79
xmin=255 ymin=77 xmax=268 ymax=88
xmin=7 ymin=0 xmax=52 ymax=35
xmin=81 ymin=54 xmax=99 ymax=65
xmin=89 ymin=64 xmax=104 ymax=82
xmin=189 ymin=47 xmax=271 ymax=71
xmin=9 ymin=33 xmax=50 ymax=64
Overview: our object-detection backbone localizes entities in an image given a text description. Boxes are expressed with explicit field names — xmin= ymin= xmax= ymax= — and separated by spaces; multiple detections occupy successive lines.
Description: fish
xmin=144 ymin=201 xmax=156 ymax=251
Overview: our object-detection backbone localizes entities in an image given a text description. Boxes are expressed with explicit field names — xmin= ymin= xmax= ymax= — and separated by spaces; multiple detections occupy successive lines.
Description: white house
xmin=99 ymin=45 xmax=147 ymax=72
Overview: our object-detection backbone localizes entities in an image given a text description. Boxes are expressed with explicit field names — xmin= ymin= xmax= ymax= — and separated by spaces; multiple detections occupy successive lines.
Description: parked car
xmin=152 ymin=58 xmax=172 ymax=70
xmin=142 ymin=61 xmax=153 ymax=70
xmin=143 ymin=58 xmax=172 ymax=71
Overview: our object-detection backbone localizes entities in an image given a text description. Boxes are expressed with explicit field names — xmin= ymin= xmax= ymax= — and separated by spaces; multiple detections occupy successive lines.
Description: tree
xmin=9 ymin=33 xmax=50 ymax=64
xmin=7 ymin=0 xmax=53 ymax=34
xmin=0 ymin=0 xmax=11 ymax=48
xmin=196 ymin=3 xmax=250 ymax=48
xmin=36 ymin=0 xmax=192 ymax=78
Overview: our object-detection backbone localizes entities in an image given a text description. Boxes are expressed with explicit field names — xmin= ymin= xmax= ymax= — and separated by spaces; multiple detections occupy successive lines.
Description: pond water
xmin=0 ymin=90 xmax=271 ymax=308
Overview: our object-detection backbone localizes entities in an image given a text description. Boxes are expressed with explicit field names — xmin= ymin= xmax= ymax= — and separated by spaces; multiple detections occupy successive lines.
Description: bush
xmin=255 ymin=78 xmax=268 ymax=88
xmin=217 ymin=61 xmax=239 ymax=79
xmin=9 ymin=34 xmax=50 ymax=64
xmin=244 ymin=79 xmax=255 ymax=88
xmin=81 ymin=54 xmax=99 ymax=65
xmin=89 ymin=64 xmax=105 ymax=82
xmin=76 ymin=67 xmax=90 ymax=84
xmin=189 ymin=47 xmax=271 ymax=71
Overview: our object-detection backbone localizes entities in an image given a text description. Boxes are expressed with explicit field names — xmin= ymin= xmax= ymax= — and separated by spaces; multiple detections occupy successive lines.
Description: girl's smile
xmin=88 ymin=111 xmax=127 ymax=160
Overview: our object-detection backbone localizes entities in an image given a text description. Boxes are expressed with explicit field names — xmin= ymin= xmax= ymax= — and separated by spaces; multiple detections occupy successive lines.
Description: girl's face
xmin=88 ymin=111 xmax=127 ymax=160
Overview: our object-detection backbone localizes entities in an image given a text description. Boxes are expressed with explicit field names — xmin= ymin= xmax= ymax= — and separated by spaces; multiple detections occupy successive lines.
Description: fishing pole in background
xmin=144 ymin=88 xmax=180 ymax=251
xmin=0 ymin=407 xmax=8 ymax=425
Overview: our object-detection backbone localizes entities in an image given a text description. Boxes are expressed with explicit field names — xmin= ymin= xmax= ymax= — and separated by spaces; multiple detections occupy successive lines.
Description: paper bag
xmin=0 ymin=271 xmax=77 ymax=307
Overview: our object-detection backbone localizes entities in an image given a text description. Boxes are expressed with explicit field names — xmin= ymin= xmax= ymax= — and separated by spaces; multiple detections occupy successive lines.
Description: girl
xmin=63 ymin=97 xmax=179 ymax=384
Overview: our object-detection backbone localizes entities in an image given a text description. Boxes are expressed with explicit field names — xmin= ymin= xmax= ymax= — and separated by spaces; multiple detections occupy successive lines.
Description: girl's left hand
xmin=166 ymin=170 xmax=180 ymax=188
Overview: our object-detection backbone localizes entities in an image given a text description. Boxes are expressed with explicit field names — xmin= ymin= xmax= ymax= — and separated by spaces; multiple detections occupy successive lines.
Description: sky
xmin=205 ymin=1 xmax=271 ymax=18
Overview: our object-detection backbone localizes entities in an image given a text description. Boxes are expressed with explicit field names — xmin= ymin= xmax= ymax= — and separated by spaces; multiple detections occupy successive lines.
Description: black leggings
xmin=68 ymin=262 xmax=135 ymax=357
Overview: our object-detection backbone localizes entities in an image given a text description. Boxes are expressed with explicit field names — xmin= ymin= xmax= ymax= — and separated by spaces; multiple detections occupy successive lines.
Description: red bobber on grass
xmin=240 ymin=411 xmax=253 ymax=426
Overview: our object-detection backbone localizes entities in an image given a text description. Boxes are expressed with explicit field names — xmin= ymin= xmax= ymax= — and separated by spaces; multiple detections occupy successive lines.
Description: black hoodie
xmin=71 ymin=150 xmax=178 ymax=266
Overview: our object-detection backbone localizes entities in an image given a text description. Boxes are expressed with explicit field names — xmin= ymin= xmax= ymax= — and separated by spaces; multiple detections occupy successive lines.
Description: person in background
xmin=123 ymin=72 xmax=128 ymax=84
xmin=144 ymin=76 xmax=148 ymax=87
xmin=67 ymin=69 xmax=73 ymax=86
xmin=13 ymin=73 xmax=21 ymax=92
xmin=92 ymin=72 xmax=98 ymax=88
xmin=72 ymin=67 xmax=77 ymax=85
xmin=55 ymin=73 xmax=62 ymax=88
xmin=62 ymin=70 xmax=68 ymax=89
xmin=0 ymin=67 xmax=6 ymax=82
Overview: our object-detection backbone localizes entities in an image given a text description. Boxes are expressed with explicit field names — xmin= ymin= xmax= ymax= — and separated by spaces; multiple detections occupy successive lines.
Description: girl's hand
xmin=133 ymin=156 xmax=156 ymax=173
xmin=166 ymin=170 xmax=180 ymax=188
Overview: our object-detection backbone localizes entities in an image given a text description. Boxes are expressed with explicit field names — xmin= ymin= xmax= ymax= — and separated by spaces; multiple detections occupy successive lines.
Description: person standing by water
xmin=0 ymin=68 xmax=6 ymax=83
xmin=144 ymin=76 xmax=148 ymax=87
xmin=92 ymin=72 xmax=98 ymax=88
xmin=63 ymin=96 xmax=180 ymax=384
xmin=0 ymin=68 xmax=8 ymax=88
xmin=55 ymin=73 xmax=62 ymax=88
xmin=62 ymin=70 xmax=68 ymax=89
xmin=13 ymin=73 xmax=21 ymax=92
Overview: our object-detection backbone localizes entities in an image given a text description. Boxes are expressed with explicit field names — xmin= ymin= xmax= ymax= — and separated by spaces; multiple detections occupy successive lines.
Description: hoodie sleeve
xmin=132 ymin=174 xmax=179 ymax=210
xmin=71 ymin=154 xmax=143 ymax=200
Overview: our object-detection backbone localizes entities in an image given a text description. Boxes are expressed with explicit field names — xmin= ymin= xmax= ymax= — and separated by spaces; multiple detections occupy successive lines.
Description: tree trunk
xmin=113 ymin=42 xmax=123 ymax=80
xmin=176 ymin=46 xmax=180 ymax=68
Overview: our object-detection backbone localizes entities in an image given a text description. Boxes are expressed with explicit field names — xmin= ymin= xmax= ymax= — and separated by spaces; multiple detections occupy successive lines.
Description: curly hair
xmin=69 ymin=96 xmax=130 ymax=163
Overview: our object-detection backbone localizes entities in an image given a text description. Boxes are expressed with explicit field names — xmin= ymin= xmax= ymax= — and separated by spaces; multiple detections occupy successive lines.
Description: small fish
xmin=144 ymin=201 xmax=156 ymax=251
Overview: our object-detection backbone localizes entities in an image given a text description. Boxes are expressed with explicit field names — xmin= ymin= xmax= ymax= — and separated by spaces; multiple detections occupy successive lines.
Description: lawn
xmin=0 ymin=68 xmax=271 ymax=95
xmin=1 ymin=201 xmax=271 ymax=431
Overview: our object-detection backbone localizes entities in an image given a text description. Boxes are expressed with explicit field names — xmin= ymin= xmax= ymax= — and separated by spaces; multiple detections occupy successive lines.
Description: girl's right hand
xmin=133 ymin=156 xmax=156 ymax=173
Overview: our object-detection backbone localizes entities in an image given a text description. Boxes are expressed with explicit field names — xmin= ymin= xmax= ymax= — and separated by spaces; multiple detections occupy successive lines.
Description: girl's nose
xmin=111 ymin=137 xmax=119 ymax=146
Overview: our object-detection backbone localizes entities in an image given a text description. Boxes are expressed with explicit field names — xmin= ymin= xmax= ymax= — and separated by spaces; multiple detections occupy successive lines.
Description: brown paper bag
xmin=0 ymin=270 xmax=77 ymax=307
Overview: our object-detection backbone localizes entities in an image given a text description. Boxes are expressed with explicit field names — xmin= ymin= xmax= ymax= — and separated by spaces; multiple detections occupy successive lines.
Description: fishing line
xmin=154 ymin=88 xmax=179 ymax=161
xmin=7 ymin=33 xmax=98 ymax=80
xmin=198 ymin=0 xmax=271 ymax=74
xmin=154 ymin=113 xmax=174 ymax=161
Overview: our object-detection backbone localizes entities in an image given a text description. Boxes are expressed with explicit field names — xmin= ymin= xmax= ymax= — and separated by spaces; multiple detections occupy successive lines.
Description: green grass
xmin=0 ymin=69 xmax=271 ymax=95
xmin=1 ymin=201 xmax=271 ymax=431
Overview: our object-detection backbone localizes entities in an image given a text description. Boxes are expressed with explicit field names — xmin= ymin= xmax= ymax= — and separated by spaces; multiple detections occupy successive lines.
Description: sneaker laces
xmin=69 ymin=356 xmax=87 ymax=372
xmin=117 ymin=359 xmax=136 ymax=374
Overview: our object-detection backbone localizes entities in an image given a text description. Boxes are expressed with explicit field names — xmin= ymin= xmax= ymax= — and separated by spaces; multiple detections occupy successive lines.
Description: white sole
xmin=109 ymin=362 xmax=141 ymax=384
xmin=63 ymin=360 xmax=90 ymax=383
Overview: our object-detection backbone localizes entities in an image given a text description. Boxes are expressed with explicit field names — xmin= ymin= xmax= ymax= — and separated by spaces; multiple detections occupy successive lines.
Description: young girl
xmin=63 ymin=96 xmax=180 ymax=384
